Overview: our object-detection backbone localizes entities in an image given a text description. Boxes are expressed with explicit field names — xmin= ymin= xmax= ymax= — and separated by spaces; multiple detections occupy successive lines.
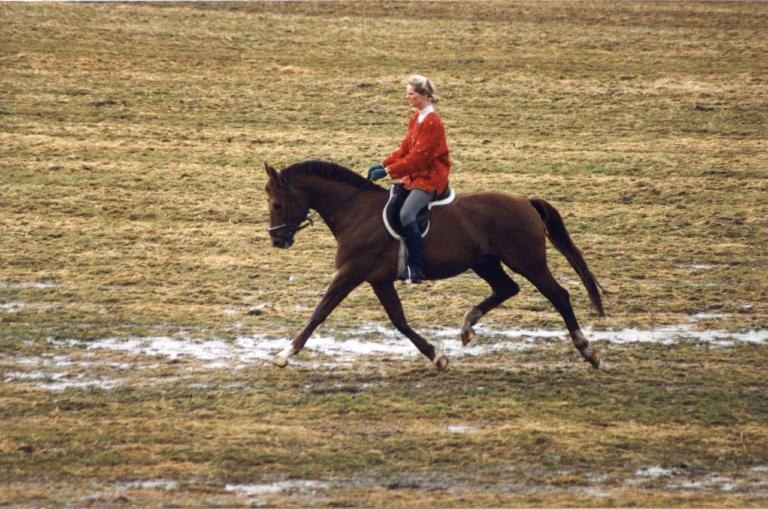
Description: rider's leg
xmin=398 ymin=188 xmax=434 ymax=226
xmin=399 ymin=188 xmax=434 ymax=284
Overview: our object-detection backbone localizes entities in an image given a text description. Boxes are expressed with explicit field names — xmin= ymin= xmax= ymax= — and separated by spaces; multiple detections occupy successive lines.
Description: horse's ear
xmin=264 ymin=162 xmax=280 ymax=185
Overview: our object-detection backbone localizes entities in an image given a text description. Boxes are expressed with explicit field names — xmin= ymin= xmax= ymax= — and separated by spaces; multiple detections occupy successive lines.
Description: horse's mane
xmin=280 ymin=160 xmax=385 ymax=191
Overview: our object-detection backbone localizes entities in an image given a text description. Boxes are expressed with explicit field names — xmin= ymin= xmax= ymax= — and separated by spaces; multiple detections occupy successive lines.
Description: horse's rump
xmin=428 ymin=192 xmax=545 ymax=246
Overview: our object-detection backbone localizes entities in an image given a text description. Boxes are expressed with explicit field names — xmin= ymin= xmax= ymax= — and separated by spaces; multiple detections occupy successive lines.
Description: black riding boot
xmin=402 ymin=221 xmax=426 ymax=284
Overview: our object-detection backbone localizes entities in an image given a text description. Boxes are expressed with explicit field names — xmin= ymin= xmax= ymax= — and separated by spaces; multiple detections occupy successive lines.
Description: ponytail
xmin=408 ymin=75 xmax=439 ymax=103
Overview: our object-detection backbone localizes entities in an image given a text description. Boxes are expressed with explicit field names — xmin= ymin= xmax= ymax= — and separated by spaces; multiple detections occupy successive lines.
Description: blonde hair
xmin=407 ymin=75 xmax=440 ymax=103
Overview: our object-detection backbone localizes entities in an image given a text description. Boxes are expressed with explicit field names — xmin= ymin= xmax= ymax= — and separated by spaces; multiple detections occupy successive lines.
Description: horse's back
xmin=446 ymin=192 xmax=543 ymax=230
xmin=455 ymin=191 xmax=536 ymax=211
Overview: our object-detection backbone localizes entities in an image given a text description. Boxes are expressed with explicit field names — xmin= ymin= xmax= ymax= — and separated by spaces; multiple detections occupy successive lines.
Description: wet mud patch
xmin=2 ymin=2 xmax=767 ymax=505
xmin=55 ymin=464 xmax=768 ymax=508
xmin=9 ymin=465 xmax=768 ymax=508
xmin=2 ymin=327 xmax=767 ymax=507
xmin=3 ymin=322 xmax=766 ymax=392
xmin=68 ymin=322 xmax=768 ymax=361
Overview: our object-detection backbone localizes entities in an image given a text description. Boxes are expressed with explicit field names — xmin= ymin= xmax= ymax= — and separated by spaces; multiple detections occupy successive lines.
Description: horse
xmin=264 ymin=160 xmax=604 ymax=370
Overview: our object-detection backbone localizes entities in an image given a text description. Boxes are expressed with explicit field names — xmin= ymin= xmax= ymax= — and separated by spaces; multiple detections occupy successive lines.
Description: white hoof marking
xmin=274 ymin=345 xmax=296 ymax=368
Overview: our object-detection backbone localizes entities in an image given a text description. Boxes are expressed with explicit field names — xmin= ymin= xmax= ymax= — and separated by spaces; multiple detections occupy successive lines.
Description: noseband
xmin=267 ymin=215 xmax=314 ymax=236
xmin=267 ymin=179 xmax=313 ymax=240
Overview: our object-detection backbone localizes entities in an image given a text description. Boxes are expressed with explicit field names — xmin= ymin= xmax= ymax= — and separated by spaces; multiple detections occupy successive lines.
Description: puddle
xmin=11 ymin=355 xmax=131 ymax=370
xmin=1 ymin=302 xmax=26 ymax=313
xmin=225 ymin=480 xmax=328 ymax=497
xmin=24 ymin=467 xmax=768 ymax=505
xmin=670 ymin=476 xmax=737 ymax=492
xmin=3 ymin=370 xmax=122 ymax=392
xmin=630 ymin=466 xmax=768 ymax=494
xmin=690 ymin=313 xmax=730 ymax=322
xmin=0 ymin=301 xmax=58 ymax=313
xmin=79 ymin=326 xmax=557 ymax=369
xmin=118 ymin=479 xmax=180 ymax=491
xmin=4 ymin=322 xmax=766 ymax=392
xmin=83 ymin=324 xmax=768 ymax=368
xmin=444 ymin=424 xmax=480 ymax=434
xmin=86 ymin=335 xmax=287 ymax=366
xmin=585 ymin=326 xmax=767 ymax=347
xmin=635 ymin=465 xmax=682 ymax=478
xmin=0 ymin=281 xmax=58 ymax=289
xmin=572 ymin=486 xmax=613 ymax=498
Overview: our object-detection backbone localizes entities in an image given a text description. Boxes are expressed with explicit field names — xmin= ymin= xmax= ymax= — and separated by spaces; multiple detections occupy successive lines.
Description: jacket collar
xmin=417 ymin=104 xmax=434 ymax=124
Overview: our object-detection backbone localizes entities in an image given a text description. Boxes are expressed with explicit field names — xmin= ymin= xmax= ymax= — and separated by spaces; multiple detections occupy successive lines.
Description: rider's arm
xmin=383 ymin=115 xmax=417 ymax=168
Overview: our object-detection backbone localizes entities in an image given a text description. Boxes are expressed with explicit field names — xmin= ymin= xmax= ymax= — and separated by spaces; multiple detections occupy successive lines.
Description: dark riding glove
xmin=367 ymin=163 xmax=387 ymax=181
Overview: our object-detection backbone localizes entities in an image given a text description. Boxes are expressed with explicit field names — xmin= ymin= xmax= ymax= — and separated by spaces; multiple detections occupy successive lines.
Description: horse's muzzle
xmin=272 ymin=236 xmax=294 ymax=249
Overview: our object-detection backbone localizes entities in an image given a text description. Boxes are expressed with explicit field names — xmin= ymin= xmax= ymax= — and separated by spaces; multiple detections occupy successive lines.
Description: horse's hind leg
xmin=371 ymin=281 xmax=448 ymax=370
xmin=461 ymin=257 xmax=520 ymax=345
xmin=519 ymin=264 xmax=600 ymax=368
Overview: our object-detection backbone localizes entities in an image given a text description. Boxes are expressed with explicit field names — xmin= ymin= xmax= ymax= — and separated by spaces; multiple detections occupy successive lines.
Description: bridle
xmin=267 ymin=177 xmax=372 ymax=241
xmin=266 ymin=180 xmax=314 ymax=239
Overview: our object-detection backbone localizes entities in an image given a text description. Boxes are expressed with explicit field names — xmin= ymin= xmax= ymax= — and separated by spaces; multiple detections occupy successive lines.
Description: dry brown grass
xmin=1 ymin=1 xmax=767 ymax=507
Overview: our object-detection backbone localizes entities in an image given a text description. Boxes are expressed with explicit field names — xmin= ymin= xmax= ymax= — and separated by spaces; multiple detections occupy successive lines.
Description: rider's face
xmin=406 ymin=85 xmax=430 ymax=111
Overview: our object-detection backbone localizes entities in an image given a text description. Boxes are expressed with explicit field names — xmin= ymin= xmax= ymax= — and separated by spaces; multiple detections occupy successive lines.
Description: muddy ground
xmin=1 ymin=2 xmax=767 ymax=507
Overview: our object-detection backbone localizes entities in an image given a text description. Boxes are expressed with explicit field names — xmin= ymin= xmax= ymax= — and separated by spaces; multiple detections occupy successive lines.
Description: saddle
xmin=382 ymin=184 xmax=456 ymax=280
xmin=383 ymin=184 xmax=456 ymax=240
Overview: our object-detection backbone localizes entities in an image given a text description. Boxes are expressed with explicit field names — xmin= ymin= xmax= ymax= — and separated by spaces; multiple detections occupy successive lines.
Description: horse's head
xmin=264 ymin=163 xmax=311 ymax=249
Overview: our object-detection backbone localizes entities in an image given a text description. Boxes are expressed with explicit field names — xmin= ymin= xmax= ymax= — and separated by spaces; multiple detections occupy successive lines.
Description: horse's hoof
xmin=461 ymin=309 xmax=482 ymax=345
xmin=274 ymin=346 xmax=297 ymax=368
xmin=460 ymin=327 xmax=475 ymax=346
xmin=434 ymin=354 xmax=449 ymax=371
xmin=586 ymin=349 xmax=601 ymax=369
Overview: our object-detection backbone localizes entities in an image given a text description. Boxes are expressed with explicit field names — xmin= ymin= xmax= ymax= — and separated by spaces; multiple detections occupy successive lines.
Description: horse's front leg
xmin=274 ymin=270 xmax=362 ymax=367
xmin=370 ymin=281 xmax=448 ymax=371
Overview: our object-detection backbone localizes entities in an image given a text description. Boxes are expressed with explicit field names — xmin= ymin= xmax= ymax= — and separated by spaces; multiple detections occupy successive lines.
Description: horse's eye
xmin=273 ymin=203 xmax=282 ymax=210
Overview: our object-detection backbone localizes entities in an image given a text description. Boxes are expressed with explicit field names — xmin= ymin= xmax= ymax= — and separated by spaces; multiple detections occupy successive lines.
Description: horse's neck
xmin=296 ymin=175 xmax=381 ymax=236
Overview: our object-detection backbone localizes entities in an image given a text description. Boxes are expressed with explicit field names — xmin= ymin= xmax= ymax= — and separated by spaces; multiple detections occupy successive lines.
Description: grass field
xmin=1 ymin=1 xmax=767 ymax=507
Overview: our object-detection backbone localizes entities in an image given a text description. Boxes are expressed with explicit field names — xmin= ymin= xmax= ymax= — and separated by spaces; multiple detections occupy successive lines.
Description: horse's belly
xmin=422 ymin=218 xmax=481 ymax=277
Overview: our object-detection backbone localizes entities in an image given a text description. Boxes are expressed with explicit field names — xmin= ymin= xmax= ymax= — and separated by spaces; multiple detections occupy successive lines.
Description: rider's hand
xmin=367 ymin=163 xmax=387 ymax=181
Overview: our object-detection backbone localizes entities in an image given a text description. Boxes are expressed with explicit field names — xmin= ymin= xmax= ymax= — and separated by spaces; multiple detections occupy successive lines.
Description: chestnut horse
xmin=264 ymin=160 xmax=604 ymax=370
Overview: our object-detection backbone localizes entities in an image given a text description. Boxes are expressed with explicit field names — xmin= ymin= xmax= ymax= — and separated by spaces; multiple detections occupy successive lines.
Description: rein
xmin=268 ymin=178 xmax=373 ymax=236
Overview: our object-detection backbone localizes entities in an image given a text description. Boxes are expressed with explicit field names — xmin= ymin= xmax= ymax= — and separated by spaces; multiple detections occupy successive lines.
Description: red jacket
xmin=383 ymin=111 xmax=451 ymax=194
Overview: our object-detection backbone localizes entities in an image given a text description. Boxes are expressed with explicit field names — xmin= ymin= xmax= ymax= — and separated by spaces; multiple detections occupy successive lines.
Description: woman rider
xmin=368 ymin=75 xmax=452 ymax=284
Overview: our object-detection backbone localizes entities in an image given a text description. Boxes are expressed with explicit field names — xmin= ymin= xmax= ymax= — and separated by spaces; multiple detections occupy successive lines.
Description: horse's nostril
xmin=273 ymin=240 xmax=281 ymax=247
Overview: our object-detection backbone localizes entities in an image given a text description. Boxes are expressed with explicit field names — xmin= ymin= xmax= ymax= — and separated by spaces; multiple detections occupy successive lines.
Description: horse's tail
xmin=530 ymin=198 xmax=605 ymax=317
